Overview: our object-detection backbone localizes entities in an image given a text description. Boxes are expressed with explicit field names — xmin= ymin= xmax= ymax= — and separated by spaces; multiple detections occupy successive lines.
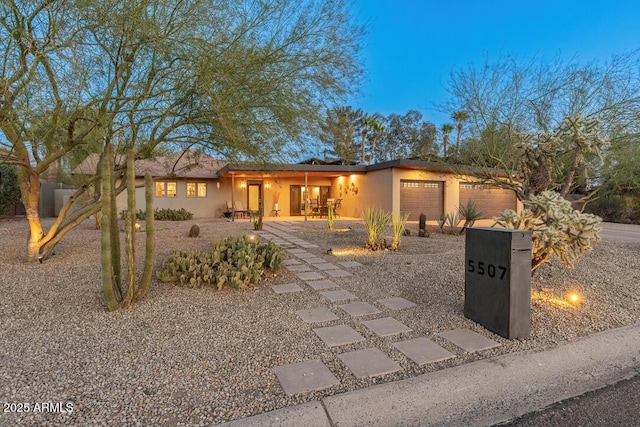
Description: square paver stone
xmin=283 ymin=259 xmax=303 ymax=266
xmin=296 ymin=252 xmax=318 ymax=259
xmin=392 ymin=338 xmax=456 ymax=365
xmin=297 ymin=271 xmax=325 ymax=281
xmin=301 ymin=244 xmax=319 ymax=249
xmin=325 ymin=269 xmax=353 ymax=278
xmin=306 ymin=279 xmax=340 ymax=290
xmin=361 ymin=317 xmax=412 ymax=337
xmin=313 ymin=263 xmax=340 ymax=271
xmin=303 ymin=257 xmax=328 ymax=264
xmin=337 ymin=348 xmax=401 ymax=379
xmin=287 ymin=264 xmax=313 ymax=272
xmin=338 ymin=261 xmax=363 ymax=268
xmin=438 ymin=328 xmax=501 ymax=353
xmin=320 ymin=289 xmax=358 ymax=302
xmin=287 ymin=248 xmax=310 ymax=255
xmin=376 ymin=297 xmax=417 ymax=310
xmin=273 ymin=360 xmax=340 ymax=396
xmin=271 ymin=283 xmax=304 ymax=294
xmin=338 ymin=301 xmax=381 ymax=317
xmin=313 ymin=325 xmax=365 ymax=347
xmin=296 ymin=308 xmax=339 ymax=323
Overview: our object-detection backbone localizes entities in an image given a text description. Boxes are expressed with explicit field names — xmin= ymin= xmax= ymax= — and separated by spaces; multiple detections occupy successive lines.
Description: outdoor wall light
xmin=240 ymin=181 xmax=246 ymax=190
xmin=265 ymin=182 xmax=270 ymax=190
xmin=216 ymin=181 xmax=221 ymax=190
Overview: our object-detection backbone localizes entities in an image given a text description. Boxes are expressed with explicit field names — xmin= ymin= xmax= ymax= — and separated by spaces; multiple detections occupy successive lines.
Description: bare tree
xmin=1 ymin=0 xmax=364 ymax=261
xmin=447 ymin=52 xmax=640 ymax=200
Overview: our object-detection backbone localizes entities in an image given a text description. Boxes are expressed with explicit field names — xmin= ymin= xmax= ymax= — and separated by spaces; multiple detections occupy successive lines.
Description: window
xmin=187 ymin=182 xmax=207 ymax=198
xmin=155 ymin=181 xmax=177 ymax=197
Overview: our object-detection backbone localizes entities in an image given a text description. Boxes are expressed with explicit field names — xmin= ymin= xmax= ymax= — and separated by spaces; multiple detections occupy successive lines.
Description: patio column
xmin=304 ymin=172 xmax=308 ymax=221
xmin=231 ymin=172 xmax=235 ymax=222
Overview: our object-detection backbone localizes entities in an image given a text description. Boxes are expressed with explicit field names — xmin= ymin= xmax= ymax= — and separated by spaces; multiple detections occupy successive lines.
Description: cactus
xmin=253 ymin=200 xmax=263 ymax=231
xmin=327 ymin=204 xmax=335 ymax=231
xmin=418 ymin=213 xmax=428 ymax=237
xmin=188 ymin=224 xmax=200 ymax=237
xmin=100 ymin=146 xmax=155 ymax=311
xmin=156 ymin=235 xmax=285 ymax=290
xmin=101 ymin=140 xmax=119 ymax=311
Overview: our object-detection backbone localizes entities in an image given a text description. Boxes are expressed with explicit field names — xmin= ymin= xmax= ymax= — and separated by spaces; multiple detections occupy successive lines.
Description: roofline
xmin=365 ymin=158 xmax=514 ymax=177
xmin=217 ymin=162 xmax=368 ymax=176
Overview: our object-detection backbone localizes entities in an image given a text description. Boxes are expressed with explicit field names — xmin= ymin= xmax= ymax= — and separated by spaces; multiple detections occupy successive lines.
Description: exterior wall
xmin=336 ymin=170 xmax=391 ymax=218
xmin=117 ymin=178 xmax=227 ymax=219
xmin=111 ymin=168 xmax=522 ymax=220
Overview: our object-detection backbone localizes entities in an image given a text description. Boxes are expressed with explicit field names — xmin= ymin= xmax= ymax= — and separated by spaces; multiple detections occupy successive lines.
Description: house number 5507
xmin=467 ymin=260 xmax=507 ymax=279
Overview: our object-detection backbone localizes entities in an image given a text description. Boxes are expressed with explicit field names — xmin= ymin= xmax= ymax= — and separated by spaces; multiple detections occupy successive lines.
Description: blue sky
xmin=347 ymin=0 xmax=640 ymax=126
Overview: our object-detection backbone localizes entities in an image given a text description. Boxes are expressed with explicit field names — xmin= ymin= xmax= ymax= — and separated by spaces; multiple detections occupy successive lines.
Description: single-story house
xmin=73 ymin=151 xmax=520 ymax=221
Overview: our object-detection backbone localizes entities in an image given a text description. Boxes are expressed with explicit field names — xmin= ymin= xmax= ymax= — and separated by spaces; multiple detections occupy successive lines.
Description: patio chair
xmin=233 ymin=200 xmax=249 ymax=218
xmin=308 ymin=198 xmax=320 ymax=217
xmin=333 ymin=198 xmax=342 ymax=218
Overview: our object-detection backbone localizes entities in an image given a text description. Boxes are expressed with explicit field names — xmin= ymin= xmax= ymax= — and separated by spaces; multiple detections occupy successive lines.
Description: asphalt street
xmin=497 ymin=374 xmax=640 ymax=427
xmin=599 ymin=223 xmax=640 ymax=243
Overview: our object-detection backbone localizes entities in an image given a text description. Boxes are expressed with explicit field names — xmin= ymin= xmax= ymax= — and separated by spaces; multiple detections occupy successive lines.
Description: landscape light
xmin=568 ymin=292 xmax=582 ymax=304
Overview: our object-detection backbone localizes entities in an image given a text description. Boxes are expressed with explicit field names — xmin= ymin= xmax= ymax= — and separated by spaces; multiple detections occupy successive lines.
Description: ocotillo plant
xmin=100 ymin=143 xmax=155 ymax=311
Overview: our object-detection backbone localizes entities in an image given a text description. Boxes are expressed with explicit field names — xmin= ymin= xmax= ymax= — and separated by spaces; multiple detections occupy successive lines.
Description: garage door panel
xmin=400 ymin=180 xmax=444 ymax=221
xmin=459 ymin=183 xmax=516 ymax=219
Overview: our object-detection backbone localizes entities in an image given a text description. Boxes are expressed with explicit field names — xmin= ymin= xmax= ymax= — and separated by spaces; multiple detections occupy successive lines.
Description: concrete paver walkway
xmin=220 ymin=323 xmax=640 ymax=426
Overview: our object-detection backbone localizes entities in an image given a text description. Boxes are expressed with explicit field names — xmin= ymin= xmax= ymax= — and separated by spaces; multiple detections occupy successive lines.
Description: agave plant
xmin=457 ymin=200 xmax=483 ymax=234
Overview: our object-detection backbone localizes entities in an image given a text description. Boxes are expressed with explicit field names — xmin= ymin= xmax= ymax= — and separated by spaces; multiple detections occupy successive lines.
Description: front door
xmin=248 ymin=183 xmax=261 ymax=212
xmin=290 ymin=185 xmax=302 ymax=215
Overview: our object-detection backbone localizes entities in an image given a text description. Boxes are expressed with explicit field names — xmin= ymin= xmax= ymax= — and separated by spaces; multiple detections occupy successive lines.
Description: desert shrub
xmin=390 ymin=212 xmax=410 ymax=250
xmin=120 ymin=207 xmax=193 ymax=221
xmin=438 ymin=212 xmax=462 ymax=234
xmin=156 ymin=235 xmax=284 ymax=289
xmin=584 ymin=194 xmax=627 ymax=223
xmin=0 ymin=164 xmax=21 ymax=215
xmin=494 ymin=191 xmax=601 ymax=273
xmin=457 ymin=200 xmax=483 ymax=232
xmin=363 ymin=206 xmax=391 ymax=250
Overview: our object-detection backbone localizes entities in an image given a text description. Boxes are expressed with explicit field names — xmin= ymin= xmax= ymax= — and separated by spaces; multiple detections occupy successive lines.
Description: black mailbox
xmin=464 ymin=227 xmax=532 ymax=339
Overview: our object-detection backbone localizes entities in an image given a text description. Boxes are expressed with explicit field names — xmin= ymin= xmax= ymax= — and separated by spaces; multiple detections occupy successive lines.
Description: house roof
xmin=73 ymin=151 xmax=510 ymax=180
xmin=0 ymin=148 xmax=20 ymax=164
xmin=217 ymin=161 xmax=367 ymax=179
xmin=72 ymin=151 xmax=226 ymax=179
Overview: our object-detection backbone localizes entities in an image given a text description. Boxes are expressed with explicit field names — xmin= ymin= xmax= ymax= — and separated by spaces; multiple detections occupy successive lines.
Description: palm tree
xmin=452 ymin=110 xmax=469 ymax=153
xmin=368 ymin=120 xmax=385 ymax=164
xmin=360 ymin=115 xmax=375 ymax=164
xmin=441 ymin=123 xmax=454 ymax=159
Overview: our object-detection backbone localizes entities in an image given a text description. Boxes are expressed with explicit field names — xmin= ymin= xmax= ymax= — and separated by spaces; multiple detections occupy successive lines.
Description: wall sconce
xmin=240 ymin=181 xmax=246 ymax=190
xmin=216 ymin=181 xmax=220 ymax=190
xmin=265 ymin=182 xmax=270 ymax=190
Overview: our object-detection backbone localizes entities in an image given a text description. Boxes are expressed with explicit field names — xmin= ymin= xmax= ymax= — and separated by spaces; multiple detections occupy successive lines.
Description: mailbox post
xmin=464 ymin=228 xmax=532 ymax=339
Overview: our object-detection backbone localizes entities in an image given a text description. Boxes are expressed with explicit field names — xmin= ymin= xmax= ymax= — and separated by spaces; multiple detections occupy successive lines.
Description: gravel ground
xmin=1 ymin=216 xmax=639 ymax=426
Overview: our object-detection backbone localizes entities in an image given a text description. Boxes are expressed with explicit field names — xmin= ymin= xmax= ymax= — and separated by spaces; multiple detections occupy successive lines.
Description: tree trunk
xmin=19 ymin=168 xmax=44 ymax=261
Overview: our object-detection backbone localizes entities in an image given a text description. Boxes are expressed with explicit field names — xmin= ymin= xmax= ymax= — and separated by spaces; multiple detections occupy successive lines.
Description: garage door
xmin=459 ymin=183 xmax=516 ymax=219
xmin=400 ymin=180 xmax=444 ymax=221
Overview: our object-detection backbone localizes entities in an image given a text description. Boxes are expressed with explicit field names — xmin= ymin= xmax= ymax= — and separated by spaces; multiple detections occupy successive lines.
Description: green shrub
xmin=0 ymin=164 xmax=21 ymax=216
xmin=156 ymin=235 xmax=284 ymax=289
xmin=121 ymin=207 xmax=194 ymax=221
xmin=584 ymin=194 xmax=627 ymax=223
